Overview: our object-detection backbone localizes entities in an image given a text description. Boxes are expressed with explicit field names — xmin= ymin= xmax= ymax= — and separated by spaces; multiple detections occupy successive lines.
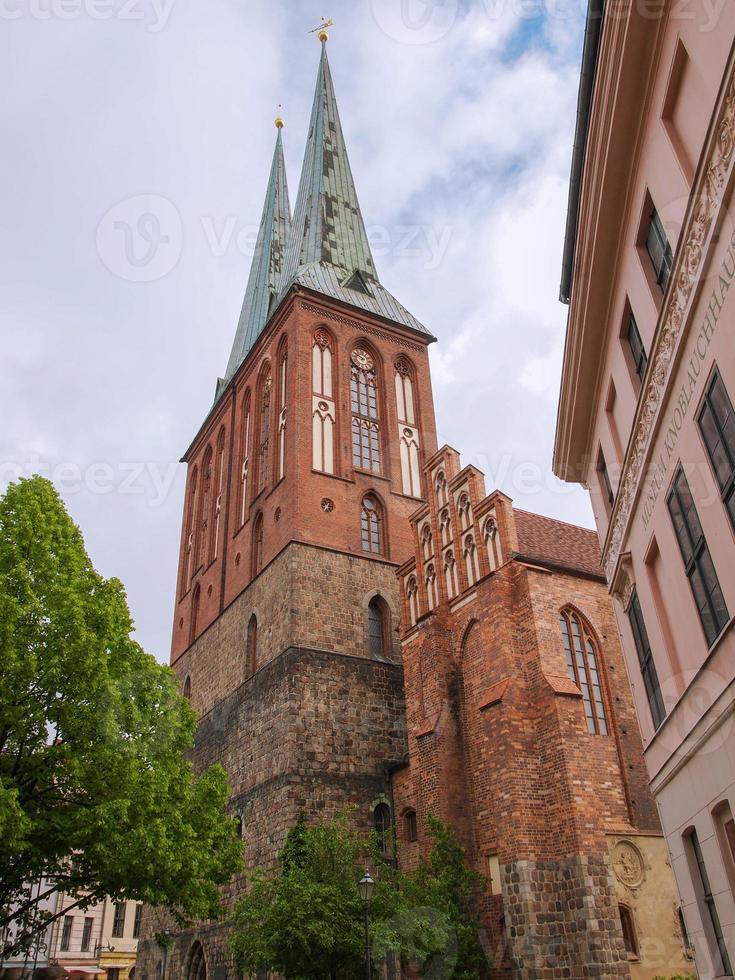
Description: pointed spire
xmin=276 ymin=40 xmax=430 ymax=337
xmin=223 ymin=123 xmax=292 ymax=382
xmin=281 ymin=40 xmax=376 ymax=287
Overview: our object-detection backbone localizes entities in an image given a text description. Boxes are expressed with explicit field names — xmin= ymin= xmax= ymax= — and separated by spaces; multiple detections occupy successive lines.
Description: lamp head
xmin=358 ymin=868 xmax=375 ymax=904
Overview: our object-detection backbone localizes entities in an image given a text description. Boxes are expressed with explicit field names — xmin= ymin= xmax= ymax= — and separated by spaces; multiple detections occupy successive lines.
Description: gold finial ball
xmin=318 ymin=28 xmax=329 ymax=42
xmin=274 ymin=115 xmax=284 ymax=129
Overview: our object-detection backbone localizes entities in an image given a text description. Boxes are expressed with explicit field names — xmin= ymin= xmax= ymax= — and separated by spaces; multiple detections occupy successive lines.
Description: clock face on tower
xmin=351 ymin=348 xmax=374 ymax=372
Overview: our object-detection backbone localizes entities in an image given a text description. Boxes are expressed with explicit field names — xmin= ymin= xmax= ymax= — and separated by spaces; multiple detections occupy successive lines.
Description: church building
xmin=136 ymin=34 xmax=690 ymax=980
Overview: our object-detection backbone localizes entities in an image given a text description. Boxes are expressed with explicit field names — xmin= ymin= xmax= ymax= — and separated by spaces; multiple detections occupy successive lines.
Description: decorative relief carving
xmin=314 ymin=328 xmax=332 ymax=350
xmin=321 ymin=498 xmax=335 ymax=513
xmin=612 ymin=840 xmax=644 ymax=888
xmin=395 ymin=355 xmax=411 ymax=376
xmin=300 ymin=302 xmax=425 ymax=352
xmin=603 ymin=64 xmax=735 ymax=582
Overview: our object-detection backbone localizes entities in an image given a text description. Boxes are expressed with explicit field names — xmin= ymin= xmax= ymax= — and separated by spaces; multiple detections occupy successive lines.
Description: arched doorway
xmin=185 ymin=941 xmax=206 ymax=980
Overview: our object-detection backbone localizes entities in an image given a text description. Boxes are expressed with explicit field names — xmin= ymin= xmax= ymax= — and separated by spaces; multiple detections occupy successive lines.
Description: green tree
xmin=231 ymin=812 xmax=489 ymax=980
xmin=0 ymin=476 xmax=242 ymax=957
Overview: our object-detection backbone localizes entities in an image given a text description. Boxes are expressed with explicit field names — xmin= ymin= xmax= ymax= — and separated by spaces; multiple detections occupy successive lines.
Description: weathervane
xmin=309 ymin=16 xmax=333 ymax=42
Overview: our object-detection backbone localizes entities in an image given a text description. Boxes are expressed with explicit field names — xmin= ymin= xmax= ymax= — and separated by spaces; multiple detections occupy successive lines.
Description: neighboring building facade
xmin=554 ymin=2 xmax=735 ymax=978
xmin=47 ymin=896 xmax=140 ymax=980
xmin=392 ymin=445 xmax=692 ymax=979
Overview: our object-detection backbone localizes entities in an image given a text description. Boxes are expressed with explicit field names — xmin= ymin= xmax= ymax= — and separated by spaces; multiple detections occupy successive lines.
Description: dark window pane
xmin=646 ymin=208 xmax=673 ymax=291
xmin=627 ymin=314 xmax=648 ymax=381
xmin=628 ymin=591 xmax=666 ymax=729
xmin=690 ymin=830 xmax=733 ymax=975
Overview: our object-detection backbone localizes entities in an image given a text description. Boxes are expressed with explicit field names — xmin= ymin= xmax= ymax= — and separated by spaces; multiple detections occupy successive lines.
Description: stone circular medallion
xmin=321 ymin=497 xmax=335 ymax=513
xmin=612 ymin=840 xmax=644 ymax=888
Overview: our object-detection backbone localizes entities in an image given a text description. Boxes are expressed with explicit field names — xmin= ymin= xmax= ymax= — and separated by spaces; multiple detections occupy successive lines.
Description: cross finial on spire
xmin=275 ymin=104 xmax=285 ymax=129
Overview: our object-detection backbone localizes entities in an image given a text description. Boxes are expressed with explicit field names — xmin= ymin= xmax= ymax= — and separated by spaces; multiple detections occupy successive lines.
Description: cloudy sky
xmin=1 ymin=0 xmax=593 ymax=661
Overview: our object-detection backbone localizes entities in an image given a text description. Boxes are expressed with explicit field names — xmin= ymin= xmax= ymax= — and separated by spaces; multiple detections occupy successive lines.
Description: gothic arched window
xmin=351 ymin=347 xmax=381 ymax=473
xmin=440 ymin=508 xmax=452 ymax=547
xmin=435 ymin=470 xmax=448 ymax=507
xmin=444 ymin=549 xmax=458 ymax=600
xmin=252 ymin=513 xmax=264 ymax=578
xmin=189 ymin=585 xmax=200 ymax=646
xmin=484 ymin=517 xmax=501 ymax=571
xmin=404 ymin=809 xmax=418 ymax=843
xmin=559 ymin=608 xmax=609 ymax=735
xmin=421 ymin=524 xmax=433 ymax=562
xmin=182 ymin=466 xmax=198 ymax=593
xmin=312 ymin=331 xmax=336 ymax=475
xmin=395 ymin=357 xmax=421 ymax=496
xmin=458 ymin=492 xmax=472 ymax=531
xmin=238 ymin=392 xmax=251 ymax=527
xmin=373 ymin=802 xmax=391 ymax=855
xmin=361 ymin=494 xmax=383 ymax=555
xmin=368 ymin=597 xmax=387 ymax=658
xmin=183 ymin=675 xmax=191 ymax=701
xmin=246 ymin=614 xmax=257 ymax=678
xmin=406 ymin=575 xmax=419 ymax=627
xmin=209 ymin=427 xmax=226 ymax=562
xmin=425 ymin=563 xmax=438 ymax=610
xmin=277 ymin=344 xmax=287 ymax=482
xmin=198 ymin=446 xmax=213 ymax=568
xmin=256 ymin=364 xmax=272 ymax=495
xmin=464 ymin=534 xmax=480 ymax=586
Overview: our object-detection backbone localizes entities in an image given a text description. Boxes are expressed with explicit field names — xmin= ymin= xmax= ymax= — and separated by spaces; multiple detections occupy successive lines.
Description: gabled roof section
xmin=223 ymin=126 xmax=292 ymax=383
xmin=278 ymin=41 xmax=431 ymax=337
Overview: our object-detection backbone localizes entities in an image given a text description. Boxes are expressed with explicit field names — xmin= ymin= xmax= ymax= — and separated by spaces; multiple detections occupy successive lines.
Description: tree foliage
xmin=0 ymin=477 xmax=242 ymax=956
xmin=231 ymin=811 xmax=489 ymax=979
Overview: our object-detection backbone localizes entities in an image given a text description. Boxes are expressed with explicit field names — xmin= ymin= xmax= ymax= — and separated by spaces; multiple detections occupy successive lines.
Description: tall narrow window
xmin=405 ymin=809 xmax=418 ymax=842
xmin=189 ymin=586 xmax=200 ymax=647
xmin=246 ymin=614 xmax=257 ymax=677
xmin=484 ymin=517 xmax=501 ymax=571
xmin=277 ymin=346 xmax=287 ymax=482
xmin=439 ymin=509 xmax=452 ymax=546
xmin=133 ymin=905 xmax=143 ymax=940
xmin=373 ymin=802 xmax=391 ymax=855
xmin=627 ymin=589 xmax=666 ymax=729
xmin=698 ymin=368 xmax=735 ymax=529
xmin=351 ymin=347 xmax=380 ymax=473
xmin=646 ymin=206 xmax=674 ymax=291
xmin=361 ymin=495 xmax=383 ymax=555
xmin=597 ymin=447 xmax=615 ymax=511
xmin=406 ymin=575 xmax=419 ymax=627
xmin=421 ymin=525 xmax=433 ymax=562
xmin=182 ymin=467 xmax=198 ymax=591
xmin=183 ymin=675 xmax=191 ymax=700
xmin=239 ymin=392 xmax=251 ymax=527
xmin=688 ymin=829 xmax=733 ymax=975
xmin=252 ymin=513 xmax=264 ymax=577
xmin=464 ymin=535 xmax=480 ymax=586
xmin=667 ymin=466 xmax=729 ymax=646
xmin=81 ymin=917 xmax=94 ymax=952
xmin=256 ymin=366 xmax=272 ymax=495
xmin=368 ymin=597 xmax=386 ymax=658
xmin=209 ymin=428 xmax=225 ymax=562
xmin=198 ymin=447 xmax=213 ymax=568
xmin=435 ymin=470 xmax=448 ymax=507
xmin=395 ymin=357 xmax=421 ymax=496
xmin=60 ymin=916 xmax=73 ymax=952
xmin=559 ymin=608 xmax=609 ymax=735
xmin=313 ymin=332 xmax=336 ymax=475
xmin=458 ymin=493 xmax=472 ymax=531
xmin=627 ymin=312 xmax=648 ymax=383
xmin=112 ymin=902 xmax=126 ymax=938
xmin=425 ymin=563 xmax=438 ymax=610
xmin=619 ymin=906 xmax=638 ymax=960
xmin=444 ymin=550 xmax=458 ymax=599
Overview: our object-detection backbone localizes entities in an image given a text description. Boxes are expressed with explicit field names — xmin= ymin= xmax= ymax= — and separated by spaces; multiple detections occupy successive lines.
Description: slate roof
xmin=514 ymin=509 xmax=603 ymax=579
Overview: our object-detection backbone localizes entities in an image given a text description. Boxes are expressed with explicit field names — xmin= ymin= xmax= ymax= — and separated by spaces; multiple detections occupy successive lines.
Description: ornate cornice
xmin=603 ymin=59 xmax=735 ymax=583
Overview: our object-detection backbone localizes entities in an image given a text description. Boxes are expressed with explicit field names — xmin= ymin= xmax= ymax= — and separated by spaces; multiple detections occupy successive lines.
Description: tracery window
xmin=421 ymin=524 xmax=433 ymax=562
xmin=464 ymin=534 xmax=480 ymax=586
xmin=444 ymin=549 xmax=458 ymax=600
xmin=458 ymin=492 xmax=472 ymax=531
xmin=394 ymin=357 xmax=415 ymax=425
xmin=435 ymin=470 xmax=448 ymax=507
xmin=182 ymin=466 xmax=198 ymax=591
xmin=559 ymin=608 xmax=609 ymax=735
xmin=351 ymin=347 xmax=380 ymax=473
xmin=209 ymin=428 xmax=225 ymax=562
xmin=361 ymin=494 xmax=383 ymax=555
xmin=406 ymin=575 xmax=419 ymax=627
xmin=440 ymin=508 xmax=452 ymax=546
xmin=238 ymin=392 xmax=251 ymax=527
xmin=395 ymin=357 xmax=421 ymax=496
xmin=198 ymin=446 xmax=213 ymax=568
xmin=368 ymin=597 xmax=386 ymax=658
xmin=425 ymin=563 xmax=438 ymax=610
xmin=312 ymin=331 xmax=335 ymax=474
xmin=484 ymin=516 xmax=501 ymax=571
xmin=277 ymin=346 xmax=287 ymax=482
xmin=256 ymin=366 xmax=272 ymax=495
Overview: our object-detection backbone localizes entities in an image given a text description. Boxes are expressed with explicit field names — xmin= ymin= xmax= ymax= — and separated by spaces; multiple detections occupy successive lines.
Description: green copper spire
xmin=279 ymin=40 xmax=429 ymax=336
xmin=223 ymin=124 xmax=292 ymax=382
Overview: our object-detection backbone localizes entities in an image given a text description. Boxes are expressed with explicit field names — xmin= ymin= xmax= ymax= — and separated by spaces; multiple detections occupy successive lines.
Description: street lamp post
xmin=358 ymin=869 xmax=375 ymax=980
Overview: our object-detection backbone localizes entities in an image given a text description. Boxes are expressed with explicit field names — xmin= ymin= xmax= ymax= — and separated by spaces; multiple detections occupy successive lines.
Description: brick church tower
xmin=138 ymin=36 xmax=437 ymax=979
